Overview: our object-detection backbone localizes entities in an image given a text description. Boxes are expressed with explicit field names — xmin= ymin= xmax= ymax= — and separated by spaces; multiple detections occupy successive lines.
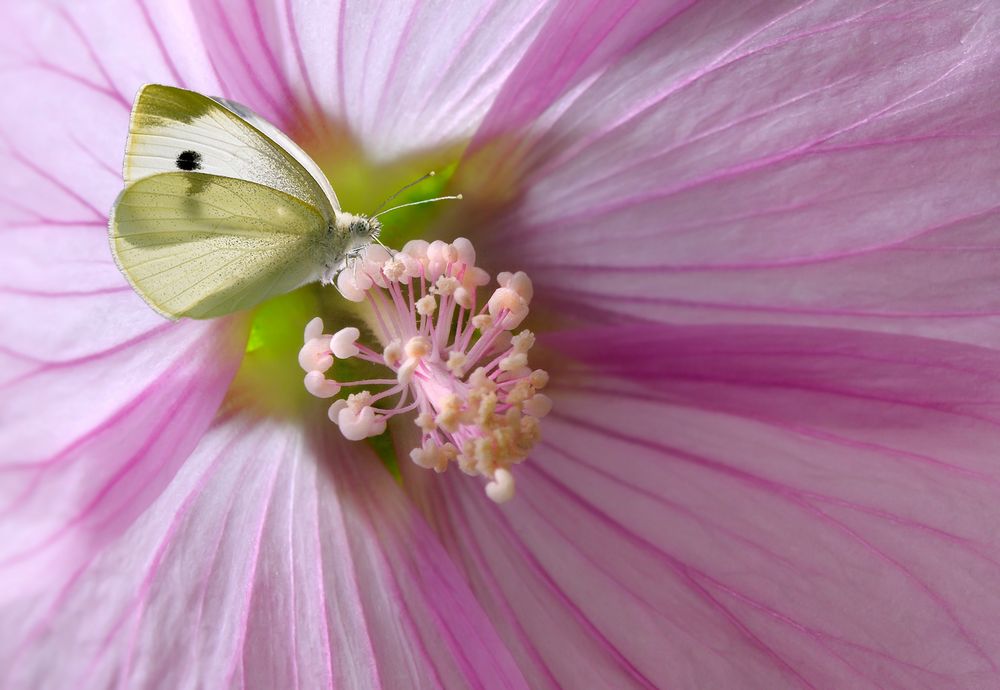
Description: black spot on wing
xmin=176 ymin=150 xmax=202 ymax=171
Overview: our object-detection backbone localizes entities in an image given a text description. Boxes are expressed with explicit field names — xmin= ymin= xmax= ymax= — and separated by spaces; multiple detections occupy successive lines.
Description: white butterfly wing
xmin=110 ymin=172 xmax=327 ymax=320
xmin=212 ymin=96 xmax=340 ymax=213
xmin=123 ymin=84 xmax=337 ymax=219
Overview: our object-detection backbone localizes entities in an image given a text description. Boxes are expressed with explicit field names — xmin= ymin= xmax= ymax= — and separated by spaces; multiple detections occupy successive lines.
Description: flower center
xmin=298 ymin=238 xmax=550 ymax=503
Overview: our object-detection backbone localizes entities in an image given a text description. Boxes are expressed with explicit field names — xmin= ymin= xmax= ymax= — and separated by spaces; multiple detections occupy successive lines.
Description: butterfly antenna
xmin=372 ymin=234 xmax=396 ymax=256
xmin=373 ymin=170 xmax=437 ymax=214
xmin=372 ymin=194 xmax=463 ymax=220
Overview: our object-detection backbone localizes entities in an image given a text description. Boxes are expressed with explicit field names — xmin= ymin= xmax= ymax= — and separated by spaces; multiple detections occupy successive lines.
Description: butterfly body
xmin=109 ymin=84 xmax=377 ymax=320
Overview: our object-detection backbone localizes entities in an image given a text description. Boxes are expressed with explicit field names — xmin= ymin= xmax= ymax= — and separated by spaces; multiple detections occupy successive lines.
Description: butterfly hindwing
xmin=110 ymin=171 xmax=327 ymax=320
xmin=123 ymin=84 xmax=337 ymax=220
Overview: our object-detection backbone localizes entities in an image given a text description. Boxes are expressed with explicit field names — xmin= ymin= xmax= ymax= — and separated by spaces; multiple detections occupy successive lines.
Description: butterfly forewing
xmin=211 ymin=96 xmax=340 ymax=213
xmin=110 ymin=172 xmax=327 ymax=319
xmin=123 ymin=84 xmax=337 ymax=220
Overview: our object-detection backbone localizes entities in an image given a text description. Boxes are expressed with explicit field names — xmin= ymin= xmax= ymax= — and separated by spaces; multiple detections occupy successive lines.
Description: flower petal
xmin=0 ymin=2 xmax=247 ymax=594
xmin=403 ymin=323 xmax=1000 ymax=687
xmin=477 ymin=1 xmax=1000 ymax=345
xmin=472 ymin=0 xmax=700 ymax=146
xmin=192 ymin=0 xmax=624 ymax=159
xmin=0 ymin=413 xmax=527 ymax=689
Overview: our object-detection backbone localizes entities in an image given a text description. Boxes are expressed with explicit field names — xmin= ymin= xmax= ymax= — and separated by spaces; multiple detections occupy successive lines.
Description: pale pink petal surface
xmin=0 ymin=2 xmax=249 ymax=594
xmin=475 ymin=324 xmax=1000 ymax=687
xmin=476 ymin=2 xmax=1000 ymax=344
xmin=1 ymin=412 xmax=527 ymax=689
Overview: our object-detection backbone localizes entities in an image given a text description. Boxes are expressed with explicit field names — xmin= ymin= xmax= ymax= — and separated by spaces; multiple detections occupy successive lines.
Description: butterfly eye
xmin=351 ymin=220 xmax=371 ymax=236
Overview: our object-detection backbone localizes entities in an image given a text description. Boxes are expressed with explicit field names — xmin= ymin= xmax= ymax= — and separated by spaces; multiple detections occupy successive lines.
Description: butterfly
xmin=108 ymin=84 xmax=381 ymax=320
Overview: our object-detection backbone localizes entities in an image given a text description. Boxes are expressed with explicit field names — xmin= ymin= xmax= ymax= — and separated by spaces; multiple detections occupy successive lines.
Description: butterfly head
xmin=349 ymin=215 xmax=381 ymax=244
xmin=323 ymin=212 xmax=382 ymax=278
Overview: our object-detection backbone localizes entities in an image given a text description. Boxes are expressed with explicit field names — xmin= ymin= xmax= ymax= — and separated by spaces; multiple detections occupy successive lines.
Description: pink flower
xmin=3 ymin=1 xmax=1000 ymax=687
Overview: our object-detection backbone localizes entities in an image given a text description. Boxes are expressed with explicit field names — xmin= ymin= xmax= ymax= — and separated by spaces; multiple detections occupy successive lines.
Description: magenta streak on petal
xmin=549 ymin=408 xmax=999 ymax=670
xmin=527 ymin=1 xmax=889 ymax=183
xmin=285 ymin=447 xmax=301 ymax=690
xmin=551 ymin=392 xmax=1000 ymax=567
xmin=522 ymin=203 xmax=1000 ymax=272
xmin=560 ymin=370 xmax=1000 ymax=484
xmin=545 ymin=127 xmax=995 ymax=232
xmin=698 ymin=576 xmax=951 ymax=685
xmin=473 ymin=0 xmax=704 ymax=150
xmin=579 ymin=370 xmax=1000 ymax=429
xmin=522 ymin=71 xmax=854 ymax=217
xmin=322 ymin=452 xmax=386 ymax=690
xmin=469 ymin=0 xmax=637 ymax=145
xmin=345 ymin=426 xmax=528 ymax=688
xmin=496 ymin=160 xmax=816 ymax=251
xmin=25 ymin=59 xmax=130 ymax=111
xmin=0 ymin=285 xmax=131 ymax=300
xmin=213 ymin=0 xmax=275 ymax=104
xmin=372 ymin=0 xmax=423 ymax=127
xmin=621 ymin=343 xmax=1000 ymax=403
xmin=519 ymin=463 xmax=841 ymax=689
xmin=530 ymin=433 xmax=985 ymax=684
xmin=546 ymin=60 xmax=969 ymax=229
xmin=0 ymin=372 xmax=206 ymax=564
xmin=173 ymin=446 xmax=254 ymax=682
xmin=349 ymin=483 xmax=448 ymax=689
xmin=5 ymin=562 xmax=91 ymax=672
xmin=68 ymin=132 xmax=122 ymax=181
xmin=0 ymin=217 xmax=107 ymax=230
xmin=117 ymin=415 xmax=261 ymax=685
xmin=221 ymin=433 xmax=289 ymax=688
xmin=561 ymin=382 xmax=1000 ymax=572
xmin=538 ymin=282 xmax=1000 ymax=320
xmin=201 ymin=45 xmax=234 ymax=100
xmin=134 ymin=0 xmax=187 ymax=88
xmin=336 ymin=0 xmax=348 ymax=116
xmin=354 ymin=511 xmax=447 ymax=689
xmin=541 ymin=11 xmax=974 ymax=220
xmin=200 ymin=0 xmax=289 ymax=125
xmin=409 ymin=467 xmax=591 ymax=689
xmin=7 ymin=414 xmax=231 ymax=684
xmin=245 ymin=0 xmax=304 ymax=121
xmin=455 ymin=479 xmax=660 ymax=690
xmin=546 ymin=324 xmax=1000 ymax=485
xmin=409 ymin=0 xmax=503 ymax=118
xmin=537 ymin=438 xmax=810 ymax=573
xmin=0 ymin=327 xmax=183 ymax=467
xmin=357 ymin=0 xmax=388 ymax=124
xmin=352 ymin=467 xmax=498 ymax=690
xmin=418 ymin=2 xmax=554 ymax=138
xmin=0 ymin=321 xmax=173 ymax=388
xmin=309 ymin=466 xmax=337 ymax=690
xmin=54 ymin=7 xmax=132 ymax=110
xmin=81 ymin=414 xmax=248 ymax=685
xmin=572 ymin=334 xmax=1000 ymax=398
xmin=281 ymin=0 xmax=329 ymax=133
xmin=529 ymin=474 xmax=826 ymax=688
xmin=560 ymin=379 xmax=1000 ymax=528
xmin=6 ymin=148 xmax=106 ymax=220
xmin=210 ymin=0 xmax=289 ymax=120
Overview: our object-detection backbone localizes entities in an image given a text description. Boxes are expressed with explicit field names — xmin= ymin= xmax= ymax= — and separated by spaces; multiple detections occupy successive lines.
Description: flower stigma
xmin=298 ymin=238 xmax=551 ymax=503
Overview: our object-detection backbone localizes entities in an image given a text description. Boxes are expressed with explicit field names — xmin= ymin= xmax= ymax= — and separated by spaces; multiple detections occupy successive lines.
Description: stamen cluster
xmin=299 ymin=238 xmax=551 ymax=503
